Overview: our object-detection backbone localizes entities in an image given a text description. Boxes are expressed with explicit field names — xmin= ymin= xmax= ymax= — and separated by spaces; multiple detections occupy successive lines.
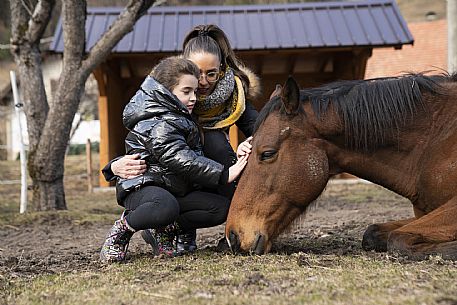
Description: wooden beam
xmin=96 ymin=61 xmax=130 ymax=187
xmin=93 ymin=66 xmax=107 ymax=96
xmin=93 ymin=65 xmax=111 ymax=187
xmin=98 ymin=94 xmax=110 ymax=187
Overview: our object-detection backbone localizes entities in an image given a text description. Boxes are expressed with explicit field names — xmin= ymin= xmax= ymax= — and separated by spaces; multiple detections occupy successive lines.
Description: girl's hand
xmin=112 ymin=154 xmax=147 ymax=179
xmin=236 ymin=136 xmax=253 ymax=158
xmin=228 ymin=155 xmax=248 ymax=183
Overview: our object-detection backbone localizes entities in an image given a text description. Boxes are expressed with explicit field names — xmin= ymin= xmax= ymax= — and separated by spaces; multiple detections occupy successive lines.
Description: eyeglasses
xmin=199 ymin=71 xmax=220 ymax=83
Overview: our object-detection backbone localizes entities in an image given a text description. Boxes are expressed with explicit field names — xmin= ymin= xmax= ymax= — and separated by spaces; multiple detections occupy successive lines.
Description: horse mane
xmin=255 ymin=73 xmax=455 ymax=150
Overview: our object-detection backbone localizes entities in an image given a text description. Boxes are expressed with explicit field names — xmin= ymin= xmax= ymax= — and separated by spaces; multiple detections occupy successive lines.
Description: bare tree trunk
xmin=10 ymin=0 xmax=157 ymax=210
xmin=10 ymin=0 xmax=55 ymax=210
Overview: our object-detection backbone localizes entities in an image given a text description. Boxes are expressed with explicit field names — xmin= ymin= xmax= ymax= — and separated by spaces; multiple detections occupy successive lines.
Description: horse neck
xmin=303 ymin=102 xmax=420 ymax=200
xmin=303 ymin=102 xmax=345 ymax=141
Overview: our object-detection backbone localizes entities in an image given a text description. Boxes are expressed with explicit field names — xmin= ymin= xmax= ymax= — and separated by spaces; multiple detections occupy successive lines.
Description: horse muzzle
xmin=227 ymin=229 xmax=271 ymax=255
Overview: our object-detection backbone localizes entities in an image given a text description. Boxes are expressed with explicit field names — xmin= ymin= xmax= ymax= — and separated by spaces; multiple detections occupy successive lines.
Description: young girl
xmin=100 ymin=57 xmax=248 ymax=263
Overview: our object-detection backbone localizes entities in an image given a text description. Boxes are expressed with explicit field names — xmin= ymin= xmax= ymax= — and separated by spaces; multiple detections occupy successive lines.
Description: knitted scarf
xmin=193 ymin=66 xmax=246 ymax=130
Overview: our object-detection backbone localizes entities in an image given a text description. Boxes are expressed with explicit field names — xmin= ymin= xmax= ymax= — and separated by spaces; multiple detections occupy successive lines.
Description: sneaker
xmin=141 ymin=223 xmax=179 ymax=257
xmin=100 ymin=217 xmax=134 ymax=263
xmin=176 ymin=229 xmax=197 ymax=255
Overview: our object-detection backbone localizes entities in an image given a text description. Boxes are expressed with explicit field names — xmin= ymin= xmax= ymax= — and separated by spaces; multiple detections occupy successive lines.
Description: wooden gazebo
xmin=51 ymin=0 xmax=414 ymax=187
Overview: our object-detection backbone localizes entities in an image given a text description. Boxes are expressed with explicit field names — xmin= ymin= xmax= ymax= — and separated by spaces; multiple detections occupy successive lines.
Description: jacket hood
xmin=123 ymin=76 xmax=190 ymax=130
xmin=240 ymin=66 xmax=261 ymax=101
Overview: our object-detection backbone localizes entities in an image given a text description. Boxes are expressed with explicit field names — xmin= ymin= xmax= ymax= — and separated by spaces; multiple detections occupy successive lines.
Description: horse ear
xmin=281 ymin=77 xmax=300 ymax=114
xmin=269 ymin=84 xmax=282 ymax=100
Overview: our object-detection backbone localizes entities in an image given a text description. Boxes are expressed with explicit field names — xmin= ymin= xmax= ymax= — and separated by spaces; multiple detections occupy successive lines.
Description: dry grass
xmin=3 ymin=252 xmax=457 ymax=305
xmin=0 ymin=154 xmax=117 ymax=226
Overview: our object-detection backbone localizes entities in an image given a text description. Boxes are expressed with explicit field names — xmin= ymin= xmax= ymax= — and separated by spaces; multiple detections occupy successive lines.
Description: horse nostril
xmin=229 ymin=230 xmax=241 ymax=254
xmin=252 ymin=233 xmax=267 ymax=255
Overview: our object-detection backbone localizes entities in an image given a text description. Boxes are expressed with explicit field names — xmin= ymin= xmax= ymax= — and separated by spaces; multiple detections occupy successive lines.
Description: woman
xmin=181 ymin=24 xmax=259 ymax=198
xmin=103 ymin=24 xmax=260 ymax=252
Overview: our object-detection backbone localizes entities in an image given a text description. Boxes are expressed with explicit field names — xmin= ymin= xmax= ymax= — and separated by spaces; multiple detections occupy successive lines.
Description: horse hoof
xmin=362 ymin=224 xmax=388 ymax=252
xmin=387 ymin=232 xmax=427 ymax=260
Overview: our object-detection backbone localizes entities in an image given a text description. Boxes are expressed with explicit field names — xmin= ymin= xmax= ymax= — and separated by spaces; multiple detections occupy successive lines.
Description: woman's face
xmin=187 ymin=52 xmax=221 ymax=97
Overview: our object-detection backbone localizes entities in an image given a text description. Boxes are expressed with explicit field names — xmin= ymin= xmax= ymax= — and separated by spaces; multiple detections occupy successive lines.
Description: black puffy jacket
xmin=115 ymin=76 xmax=226 ymax=204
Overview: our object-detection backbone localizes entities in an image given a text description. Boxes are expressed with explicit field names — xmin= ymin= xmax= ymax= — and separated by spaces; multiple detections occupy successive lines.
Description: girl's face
xmin=172 ymin=74 xmax=198 ymax=113
xmin=187 ymin=52 xmax=221 ymax=97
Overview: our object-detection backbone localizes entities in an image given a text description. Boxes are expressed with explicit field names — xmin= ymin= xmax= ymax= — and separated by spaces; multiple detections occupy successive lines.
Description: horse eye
xmin=260 ymin=150 xmax=277 ymax=161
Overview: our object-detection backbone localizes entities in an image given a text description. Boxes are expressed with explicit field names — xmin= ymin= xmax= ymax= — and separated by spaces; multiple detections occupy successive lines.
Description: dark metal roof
xmin=50 ymin=0 xmax=413 ymax=53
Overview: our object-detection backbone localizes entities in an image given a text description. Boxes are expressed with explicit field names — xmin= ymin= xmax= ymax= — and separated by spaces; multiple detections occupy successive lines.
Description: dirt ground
xmin=1 ymin=157 xmax=456 ymax=304
xmin=0 ymin=181 xmax=413 ymax=278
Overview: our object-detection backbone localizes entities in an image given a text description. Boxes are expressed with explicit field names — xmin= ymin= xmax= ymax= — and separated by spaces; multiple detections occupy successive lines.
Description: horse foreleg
xmin=362 ymin=218 xmax=416 ymax=252
xmin=387 ymin=199 xmax=457 ymax=260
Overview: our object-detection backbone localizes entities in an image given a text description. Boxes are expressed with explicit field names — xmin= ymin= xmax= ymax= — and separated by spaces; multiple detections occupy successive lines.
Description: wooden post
xmin=98 ymin=94 xmax=110 ymax=187
xmin=448 ymin=0 xmax=457 ymax=73
xmin=86 ymin=139 xmax=93 ymax=193
xmin=94 ymin=63 xmax=129 ymax=187
xmin=10 ymin=71 xmax=28 ymax=213
xmin=93 ymin=67 xmax=110 ymax=187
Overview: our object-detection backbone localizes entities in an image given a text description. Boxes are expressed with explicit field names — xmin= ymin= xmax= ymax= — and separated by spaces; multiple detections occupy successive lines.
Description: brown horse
xmin=225 ymin=74 xmax=457 ymax=260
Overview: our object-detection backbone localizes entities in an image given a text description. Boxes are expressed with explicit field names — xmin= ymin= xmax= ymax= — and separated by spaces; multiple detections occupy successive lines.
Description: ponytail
xmin=182 ymin=24 xmax=250 ymax=90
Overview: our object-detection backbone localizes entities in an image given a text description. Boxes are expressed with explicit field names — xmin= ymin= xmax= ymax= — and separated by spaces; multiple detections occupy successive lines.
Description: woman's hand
xmin=228 ymin=155 xmax=248 ymax=183
xmin=236 ymin=136 xmax=253 ymax=158
xmin=111 ymin=154 xmax=147 ymax=179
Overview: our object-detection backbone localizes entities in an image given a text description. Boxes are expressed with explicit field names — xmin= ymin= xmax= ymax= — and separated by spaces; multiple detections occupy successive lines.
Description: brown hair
xmin=182 ymin=24 xmax=250 ymax=89
xmin=150 ymin=56 xmax=200 ymax=91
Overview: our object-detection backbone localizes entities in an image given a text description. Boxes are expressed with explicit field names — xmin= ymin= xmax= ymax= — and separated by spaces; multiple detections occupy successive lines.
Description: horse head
xmin=225 ymin=77 xmax=330 ymax=254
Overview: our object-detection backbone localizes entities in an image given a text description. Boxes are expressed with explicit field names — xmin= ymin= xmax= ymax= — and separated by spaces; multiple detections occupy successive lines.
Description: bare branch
xmin=10 ymin=0 xmax=30 ymax=54
xmin=27 ymin=0 xmax=56 ymax=45
xmin=154 ymin=0 xmax=167 ymax=7
xmin=10 ymin=0 xmax=55 ymax=49
xmin=61 ymin=0 xmax=87 ymax=68
xmin=20 ymin=0 xmax=33 ymax=16
xmin=81 ymin=0 xmax=157 ymax=74
xmin=0 ymin=37 xmax=53 ymax=49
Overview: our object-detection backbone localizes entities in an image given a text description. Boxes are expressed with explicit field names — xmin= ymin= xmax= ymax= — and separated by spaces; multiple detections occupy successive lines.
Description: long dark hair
xmin=182 ymin=24 xmax=250 ymax=89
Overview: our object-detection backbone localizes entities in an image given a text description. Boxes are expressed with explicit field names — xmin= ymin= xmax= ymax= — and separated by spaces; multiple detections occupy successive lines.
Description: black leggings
xmin=123 ymin=186 xmax=230 ymax=232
